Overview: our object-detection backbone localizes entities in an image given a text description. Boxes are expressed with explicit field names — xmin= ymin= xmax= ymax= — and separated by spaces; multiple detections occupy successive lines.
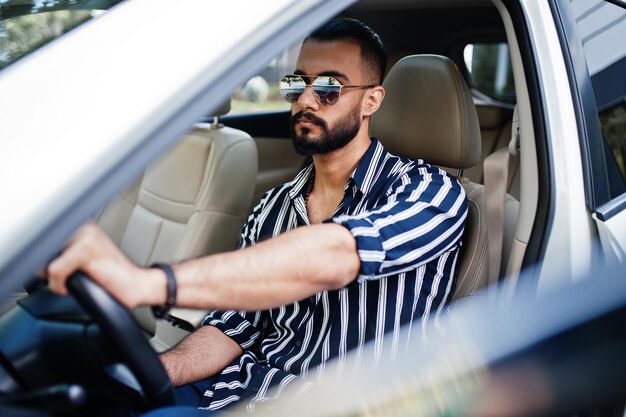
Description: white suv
xmin=0 ymin=0 xmax=624 ymax=415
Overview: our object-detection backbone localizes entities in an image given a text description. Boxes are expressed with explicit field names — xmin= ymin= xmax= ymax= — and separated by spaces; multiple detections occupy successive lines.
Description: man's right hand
xmin=46 ymin=222 xmax=166 ymax=309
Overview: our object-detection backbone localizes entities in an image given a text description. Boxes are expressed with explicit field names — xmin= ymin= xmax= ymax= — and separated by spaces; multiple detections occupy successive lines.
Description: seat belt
xmin=483 ymin=107 xmax=519 ymax=287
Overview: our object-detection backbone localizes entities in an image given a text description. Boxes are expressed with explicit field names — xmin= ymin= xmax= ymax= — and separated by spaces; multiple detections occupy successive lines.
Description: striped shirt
xmin=200 ymin=138 xmax=467 ymax=412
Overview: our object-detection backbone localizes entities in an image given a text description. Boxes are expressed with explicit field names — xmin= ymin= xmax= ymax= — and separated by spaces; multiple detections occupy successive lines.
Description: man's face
xmin=290 ymin=39 xmax=370 ymax=156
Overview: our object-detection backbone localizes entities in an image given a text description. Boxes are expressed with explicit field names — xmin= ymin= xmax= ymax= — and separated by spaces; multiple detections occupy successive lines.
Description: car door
xmin=552 ymin=0 xmax=626 ymax=265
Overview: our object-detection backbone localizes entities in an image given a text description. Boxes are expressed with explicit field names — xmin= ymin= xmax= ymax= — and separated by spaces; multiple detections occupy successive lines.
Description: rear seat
xmin=475 ymin=103 xmax=520 ymax=201
xmin=456 ymin=103 xmax=521 ymax=296
xmin=466 ymin=105 xmax=512 ymax=179
xmin=442 ymin=103 xmax=516 ymax=192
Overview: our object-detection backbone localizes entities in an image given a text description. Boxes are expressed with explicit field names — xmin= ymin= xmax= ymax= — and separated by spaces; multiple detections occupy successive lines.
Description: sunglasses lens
xmin=279 ymin=75 xmax=342 ymax=105
xmin=279 ymin=75 xmax=306 ymax=103
xmin=312 ymin=76 xmax=341 ymax=105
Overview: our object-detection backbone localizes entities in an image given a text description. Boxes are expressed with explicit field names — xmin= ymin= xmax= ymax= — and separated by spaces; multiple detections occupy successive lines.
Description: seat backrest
xmin=369 ymin=54 xmax=515 ymax=300
xmin=97 ymin=101 xmax=257 ymax=336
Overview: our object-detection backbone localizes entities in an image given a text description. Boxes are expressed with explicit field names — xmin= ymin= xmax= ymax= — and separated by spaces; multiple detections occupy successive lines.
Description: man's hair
xmin=304 ymin=18 xmax=387 ymax=85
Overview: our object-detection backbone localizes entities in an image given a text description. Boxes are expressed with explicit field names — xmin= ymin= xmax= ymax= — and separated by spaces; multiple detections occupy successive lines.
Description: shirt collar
xmin=287 ymin=163 xmax=314 ymax=201
xmin=349 ymin=137 xmax=386 ymax=196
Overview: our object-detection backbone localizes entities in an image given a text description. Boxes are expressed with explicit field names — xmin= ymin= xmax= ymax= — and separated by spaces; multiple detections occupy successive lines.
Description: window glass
xmin=0 ymin=1 xmax=122 ymax=71
xmin=570 ymin=0 xmax=626 ymax=198
xmin=230 ymin=43 xmax=302 ymax=114
xmin=463 ymin=42 xmax=516 ymax=104
xmin=0 ymin=11 xmax=91 ymax=70
xmin=599 ymin=102 xmax=626 ymax=186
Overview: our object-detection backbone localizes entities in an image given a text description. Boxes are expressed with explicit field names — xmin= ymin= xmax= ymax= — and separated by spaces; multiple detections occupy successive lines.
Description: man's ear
xmin=362 ymin=86 xmax=385 ymax=117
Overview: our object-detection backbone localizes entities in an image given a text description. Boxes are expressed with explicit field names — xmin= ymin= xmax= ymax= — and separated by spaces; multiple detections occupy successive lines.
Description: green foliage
xmin=0 ymin=10 xmax=91 ymax=70
xmin=600 ymin=101 xmax=626 ymax=180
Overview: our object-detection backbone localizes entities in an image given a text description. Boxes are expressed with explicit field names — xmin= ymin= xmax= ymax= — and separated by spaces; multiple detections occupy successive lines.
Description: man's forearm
xmin=47 ymin=222 xmax=360 ymax=312
xmin=160 ymin=325 xmax=243 ymax=386
xmin=148 ymin=223 xmax=360 ymax=311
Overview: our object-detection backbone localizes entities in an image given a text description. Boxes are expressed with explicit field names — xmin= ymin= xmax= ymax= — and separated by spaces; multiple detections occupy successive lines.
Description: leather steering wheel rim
xmin=67 ymin=272 xmax=175 ymax=409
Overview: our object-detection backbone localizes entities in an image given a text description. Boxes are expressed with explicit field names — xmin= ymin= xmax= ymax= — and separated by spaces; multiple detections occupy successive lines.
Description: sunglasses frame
xmin=279 ymin=74 xmax=376 ymax=105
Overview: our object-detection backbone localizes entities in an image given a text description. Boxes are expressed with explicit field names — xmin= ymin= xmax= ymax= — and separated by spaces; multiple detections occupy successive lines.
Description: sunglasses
xmin=279 ymin=74 xmax=376 ymax=106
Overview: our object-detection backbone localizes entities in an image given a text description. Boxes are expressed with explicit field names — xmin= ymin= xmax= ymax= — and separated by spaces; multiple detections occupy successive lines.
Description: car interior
xmin=94 ymin=101 xmax=258 ymax=351
xmin=86 ymin=0 xmax=534 ymax=351
xmin=0 ymin=0 xmax=562 ymax=414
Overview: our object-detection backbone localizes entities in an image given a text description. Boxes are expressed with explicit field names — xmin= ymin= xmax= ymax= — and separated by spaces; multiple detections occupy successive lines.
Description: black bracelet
xmin=151 ymin=263 xmax=177 ymax=319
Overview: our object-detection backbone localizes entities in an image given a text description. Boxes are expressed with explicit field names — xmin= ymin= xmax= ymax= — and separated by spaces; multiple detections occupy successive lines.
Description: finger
xmin=46 ymin=222 xmax=102 ymax=284
xmin=47 ymin=236 xmax=92 ymax=295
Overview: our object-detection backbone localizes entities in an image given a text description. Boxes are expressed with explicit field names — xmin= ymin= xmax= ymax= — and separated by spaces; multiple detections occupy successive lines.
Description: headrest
xmin=370 ymin=55 xmax=481 ymax=169
xmin=212 ymin=99 xmax=231 ymax=117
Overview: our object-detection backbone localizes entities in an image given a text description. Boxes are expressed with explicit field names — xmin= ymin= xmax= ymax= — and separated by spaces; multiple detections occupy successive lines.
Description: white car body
xmin=0 ymin=0 xmax=353 ymax=290
xmin=0 ymin=0 xmax=624 ymax=414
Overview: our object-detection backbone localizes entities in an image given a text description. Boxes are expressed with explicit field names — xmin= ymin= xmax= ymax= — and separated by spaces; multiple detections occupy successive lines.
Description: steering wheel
xmin=67 ymin=272 xmax=175 ymax=409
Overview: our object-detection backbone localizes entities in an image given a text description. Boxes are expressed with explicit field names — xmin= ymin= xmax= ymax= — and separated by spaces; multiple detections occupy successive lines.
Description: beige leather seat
xmin=369 ymin=54 xmax=518 ymax=300
xmin=97 ymin=101 xmax=257 ymax=349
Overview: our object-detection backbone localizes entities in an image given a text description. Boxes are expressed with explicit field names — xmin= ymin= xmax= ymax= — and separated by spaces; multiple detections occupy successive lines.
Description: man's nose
xmin=296 ymin=85 xmax=320 ymax=110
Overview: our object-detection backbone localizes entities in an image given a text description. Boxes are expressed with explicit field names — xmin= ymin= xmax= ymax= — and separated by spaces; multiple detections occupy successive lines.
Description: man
xmin=47 ymin=18 xmax=467 ymax=415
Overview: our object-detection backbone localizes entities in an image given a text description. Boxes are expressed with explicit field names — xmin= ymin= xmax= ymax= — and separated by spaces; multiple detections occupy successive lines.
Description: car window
xmin=463 ymin=42 xmax=516 ymax=104
xmin=0 ymin=0 xmax=122 ymax=71
xmin=569 ymin=0 xmax=626 ymax=201
xmin=230 ymin=42 xmax=302 ymax=114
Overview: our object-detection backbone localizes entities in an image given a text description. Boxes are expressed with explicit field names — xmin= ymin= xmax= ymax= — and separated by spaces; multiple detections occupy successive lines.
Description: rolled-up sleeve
xmin=202 ymin=310 xmax=269 ymax=350
xmin=332 ymin=166 xmax=467 ymax=282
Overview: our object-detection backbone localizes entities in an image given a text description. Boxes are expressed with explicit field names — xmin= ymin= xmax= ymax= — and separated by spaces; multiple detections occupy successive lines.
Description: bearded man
xmin=47 ymin=18 xmax=468 ymax=416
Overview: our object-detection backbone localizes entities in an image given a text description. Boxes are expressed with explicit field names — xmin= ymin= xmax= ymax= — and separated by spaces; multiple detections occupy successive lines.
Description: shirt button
xmin=295 ymin=341 xmax=302 ymax=347
xmin=252 ymin=386 xmax=259 ymax=392
xmin=309 ymin=297 xmax=315 ymax=303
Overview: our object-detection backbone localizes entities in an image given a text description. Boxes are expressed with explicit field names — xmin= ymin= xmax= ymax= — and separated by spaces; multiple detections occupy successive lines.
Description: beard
xmin=290 ymin=106 xmax=361 ymax=156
